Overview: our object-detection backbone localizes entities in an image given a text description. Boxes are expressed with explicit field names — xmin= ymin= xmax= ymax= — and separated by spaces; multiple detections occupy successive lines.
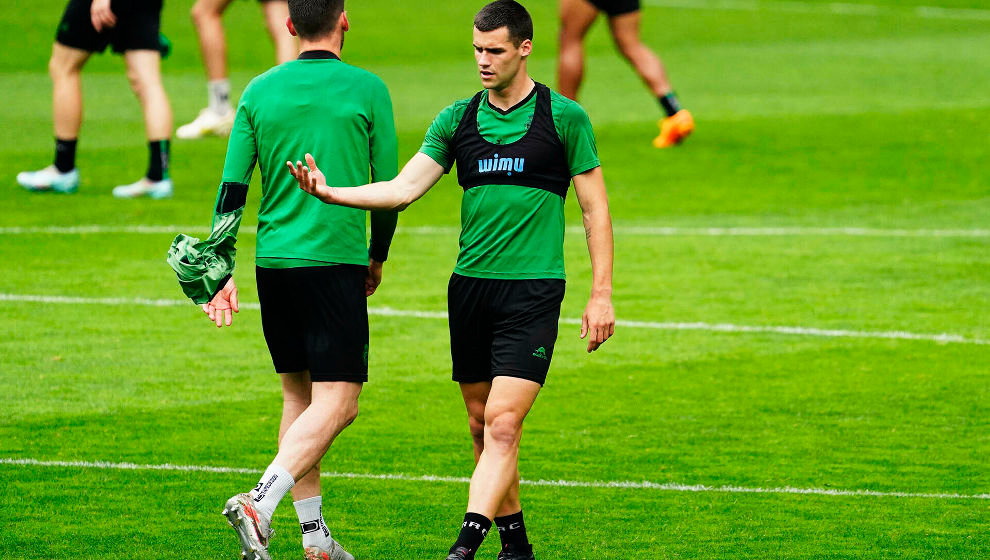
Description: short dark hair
xmin=474 ymin=0 xmax=533 ymax=47
xmin=288 ymin=0 xmax=345 ymax=40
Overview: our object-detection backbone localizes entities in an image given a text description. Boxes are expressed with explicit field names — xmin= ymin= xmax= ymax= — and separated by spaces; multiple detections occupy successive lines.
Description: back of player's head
xmin=288 ymin=0 xmax=345 ymax=40
xmin=474 ymin=0 xmax=533 ymax=47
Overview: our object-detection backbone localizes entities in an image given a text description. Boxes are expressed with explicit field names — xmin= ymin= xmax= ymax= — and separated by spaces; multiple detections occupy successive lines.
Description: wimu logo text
xmin=478 ymin=153 xmax=525 ymax=176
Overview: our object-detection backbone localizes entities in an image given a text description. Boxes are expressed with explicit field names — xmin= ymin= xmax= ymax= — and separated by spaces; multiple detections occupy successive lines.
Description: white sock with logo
xmin=249 ymin=463 xmax=295 ymax=521
xmin=294 ymin=496 xmax=333 ymax=549
xmin=207 ymin=79 xmax=232 ymax=115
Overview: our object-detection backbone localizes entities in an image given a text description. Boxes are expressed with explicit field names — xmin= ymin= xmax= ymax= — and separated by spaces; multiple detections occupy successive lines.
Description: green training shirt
xmin=218 ymin=50 xmax=398 ymax=269
xmin=419 ymin=85 xmax=599 ymax=280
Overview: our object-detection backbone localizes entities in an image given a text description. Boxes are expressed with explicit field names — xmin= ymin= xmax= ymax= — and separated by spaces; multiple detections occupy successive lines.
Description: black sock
xmin=54 ymin=138 xmax=77 ymax=173
xmin=450 ymin=512 xmax=492 ymax=557
xmin=147 ymin=139 xmax=170 ymax=182
xmin=659 ymin=92 xmax=682 ymax=117
xmin=495 ymin=511 xmax=530 ymax=550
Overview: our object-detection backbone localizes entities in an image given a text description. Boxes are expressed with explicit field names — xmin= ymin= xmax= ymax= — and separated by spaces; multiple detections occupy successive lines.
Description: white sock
xmin=207 ymin=79 xmax=232 ymax=115
xmin=249 ymin=463 xmax=295 ymax=521
xmin=294 ymin=496 xmax=333 ymax=549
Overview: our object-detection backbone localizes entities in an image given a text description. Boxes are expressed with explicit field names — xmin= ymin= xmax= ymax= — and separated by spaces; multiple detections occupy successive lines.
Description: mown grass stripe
xmin=1 ymin=293 xmax=987 ymax=346
xmin=646 ymin=0 xmax=990 ymax=21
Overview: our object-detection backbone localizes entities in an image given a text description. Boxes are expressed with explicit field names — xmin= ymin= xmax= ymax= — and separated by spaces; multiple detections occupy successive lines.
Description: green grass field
xmin=2 ymin=0 xmax=989 ymax=558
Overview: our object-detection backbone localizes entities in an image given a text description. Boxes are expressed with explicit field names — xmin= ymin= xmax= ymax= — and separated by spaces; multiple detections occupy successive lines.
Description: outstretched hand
xmin=202 ymin=277 xmax=239 ymax=328
xmin=580 ymin=293 xmax=615 ymax=352
xmin=286 ymin=153 xmax=337 ymax=204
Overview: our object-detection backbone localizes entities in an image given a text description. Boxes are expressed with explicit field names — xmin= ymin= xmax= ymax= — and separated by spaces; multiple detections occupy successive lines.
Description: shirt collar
xmin=297 ymin=50 xmax=341 ymax=61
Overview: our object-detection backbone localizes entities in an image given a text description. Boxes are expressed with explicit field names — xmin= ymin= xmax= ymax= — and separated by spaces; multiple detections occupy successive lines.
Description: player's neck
xmin=487 ymin=72 xmax=534 ymax=111
xmin=298 ymin=34 xmax=343 ymax=59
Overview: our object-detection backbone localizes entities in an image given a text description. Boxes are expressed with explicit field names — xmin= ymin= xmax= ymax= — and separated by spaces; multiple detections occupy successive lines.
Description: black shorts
xmin=448 ymin=274 xmax=566 ymax=386
xmin=588 ymin=0 xmax=640 ymax=17
xmin=257 ymin=265 xmax=369 ymax=383
xmin=55 ymin=0 xmax=162 ymax=54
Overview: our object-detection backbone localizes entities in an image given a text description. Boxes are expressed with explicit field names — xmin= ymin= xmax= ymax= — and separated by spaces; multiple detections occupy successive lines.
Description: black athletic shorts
xmin=55 ymin=0 xmax=162 ymax=54
xmin=448 ymin=273 xmax=566 ymax=386
xmin=256 ymin=265 xmax=369 ymax=383
xmin=588 ymin=0 xmax=641 ymax=17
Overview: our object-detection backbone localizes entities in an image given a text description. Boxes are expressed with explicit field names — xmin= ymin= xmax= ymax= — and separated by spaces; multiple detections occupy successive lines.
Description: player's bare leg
xmin=50 ymin=43 xmax=90 ymax=141
xmin=557 ymin=0 xmax=599 ymax=101
xmin=261 ymin=0 xmax=297 ymax=64
xmin=445 ymin=378 xmax=540 ymax=559
xmin=191 ymin=0 xmax=234 ymax=80
xmin=461 ymin=382 xmax=523 ymax=517
xmin=279 ymin=371 xmax=321 ymax=501
xmin=18 ymin=43 xmax=90 ymax=193
xmin=224 ymin=380 xmax=359 ymax=560
xmin=180 ymin=0 xmax=236 ymax=138
xmin=607 ymin=10 xmax=693 ymax=147
xmin=113 ymin=50 xmax=173 ymax=198
xmin=277 ymin=372 xmax=350 ymax=560
xmin=466 ymin=377 xmax=538 ymax=517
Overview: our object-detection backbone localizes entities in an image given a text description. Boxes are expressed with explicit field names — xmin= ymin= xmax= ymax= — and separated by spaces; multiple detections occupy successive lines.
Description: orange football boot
xmin=653 ymin=109 xmax=694 ymax=148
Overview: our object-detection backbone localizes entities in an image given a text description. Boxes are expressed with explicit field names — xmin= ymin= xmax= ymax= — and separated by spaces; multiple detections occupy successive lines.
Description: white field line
xmin=1 ymin=293 xmax=988 ymax=346
xmin=1 ymin=224 xmax=989 ymax=238
xmin=645 ymin=0 xmax=990 ymax=21
xmin=2 ymin=458 xmax=987 ymax=500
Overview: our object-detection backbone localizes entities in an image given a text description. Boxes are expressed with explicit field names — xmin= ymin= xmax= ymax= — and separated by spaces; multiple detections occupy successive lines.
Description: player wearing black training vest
xmin=288 ymin=2 xmax=615 ymax=559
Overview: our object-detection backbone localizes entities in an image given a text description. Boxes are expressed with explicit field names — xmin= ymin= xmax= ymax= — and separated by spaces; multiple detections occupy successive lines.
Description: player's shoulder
xmin=547 ymin=87 xmax=591 ymax=122
xmin=336 ymin=61 xmax=390 ymax=91
xmin=432 ymin=94 xmax=477 ymax=125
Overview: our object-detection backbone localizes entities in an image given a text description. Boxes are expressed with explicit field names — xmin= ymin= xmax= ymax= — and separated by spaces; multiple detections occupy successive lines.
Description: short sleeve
xmin=418 ymin=102 xmax=462 ymax=173
xmin=558 ymin=101 xmax=601 ymax=177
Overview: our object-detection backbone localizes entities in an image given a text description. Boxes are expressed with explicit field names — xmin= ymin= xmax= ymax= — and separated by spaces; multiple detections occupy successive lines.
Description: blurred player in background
xmin=17 ymin=0 xmax=174 ymax=198
xmin=557 ymin=0 xmax=694 ymax=147
xmin=176 ymin=0 xmax=297 ymax=139
xmin=288 ymin=2 xmax=615 ymax=559
xmin=167 ymin=1 xmax=397 ymax=559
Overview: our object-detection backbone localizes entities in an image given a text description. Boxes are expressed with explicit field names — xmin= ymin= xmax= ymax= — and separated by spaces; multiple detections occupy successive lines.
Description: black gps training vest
xmin=452 ymin=82 xmax=571 ymax=198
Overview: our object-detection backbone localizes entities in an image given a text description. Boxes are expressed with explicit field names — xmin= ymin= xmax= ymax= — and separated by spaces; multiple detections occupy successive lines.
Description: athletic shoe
xmin=16 ymin=165 xmax=79 ymax=193
xmin=652 ymin=109 xmax=695 ymax=148
xmin=446 ymin=546 xmax=473 ymax=560
xmin=177 ymin=108 xmax=235 ymax=139
xmin=304 ymin=541 xmax=356 ymax=560
xmin=222 ymin=493 xmax=273 ymax=560
xmin=497 ymin=544 xmax=535 ymax=560
xmin=111 ymin=177 xmax=173 ymax=199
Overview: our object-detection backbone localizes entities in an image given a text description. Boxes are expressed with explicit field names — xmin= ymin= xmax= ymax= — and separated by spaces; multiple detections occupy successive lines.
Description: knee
xmin=190 ymin=1 xmax=220 ymax=25
xmin=126 ymin=68 xmax=144 ymax=98
xmin=467 ymin=414 xmax=486 ymax=445
xmin=485 ymin=412 xmax=524 ymax=451
xmin=341 ymin=400 xmax=359 ymax=428
xmin=48 ymin=54 xmax=76 ymax=80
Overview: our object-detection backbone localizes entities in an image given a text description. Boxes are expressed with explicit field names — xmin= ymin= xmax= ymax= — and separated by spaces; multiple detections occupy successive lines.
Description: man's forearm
xmin=584 ymin=209 xmax=614 ymax=296
xmin=330 ymin=179 xmax=414 ymax=211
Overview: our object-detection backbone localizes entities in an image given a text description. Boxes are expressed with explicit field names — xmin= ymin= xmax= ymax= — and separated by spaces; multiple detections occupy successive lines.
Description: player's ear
xmin=286 ymin=17 xmax=298 ymax=37
xmin=519 ymin=39 xmax=532 ymax=58
xmin=340 ymin=11 xmax=349 ymax=32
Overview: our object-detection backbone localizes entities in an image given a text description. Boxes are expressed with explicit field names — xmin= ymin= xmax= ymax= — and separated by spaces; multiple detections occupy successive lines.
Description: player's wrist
xmin=590 ymin=286 xmax=612 ymax=300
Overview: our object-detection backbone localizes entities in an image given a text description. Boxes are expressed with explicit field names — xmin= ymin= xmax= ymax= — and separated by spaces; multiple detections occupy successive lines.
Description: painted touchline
xmin=2 ymin=458 xmax=986 ymax=500
xmin=0 ymin=224 xmax=988 ymax=238
xmin=0 ymin=293 xmax=987 ymax=346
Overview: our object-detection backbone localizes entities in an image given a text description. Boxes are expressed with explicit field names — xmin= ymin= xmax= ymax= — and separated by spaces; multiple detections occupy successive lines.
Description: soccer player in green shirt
xmin=170 ymin=1 xmax=398 ymax=559
xmin=288 ymin=2 xmax=615 ymax=558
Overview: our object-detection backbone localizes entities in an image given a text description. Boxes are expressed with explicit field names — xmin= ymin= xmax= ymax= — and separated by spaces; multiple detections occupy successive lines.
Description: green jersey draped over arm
xmin=419 ymin=82 xmax=600 ymax=280
xmin=167 ymin=50 xmax=399 ymax=302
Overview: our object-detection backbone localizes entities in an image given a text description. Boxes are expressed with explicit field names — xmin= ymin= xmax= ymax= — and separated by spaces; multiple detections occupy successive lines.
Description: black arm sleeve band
xmin=368 ymin=210 xmax=399 ymax=263
xmin=216 ymin=182 xmax=249 ymax=214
